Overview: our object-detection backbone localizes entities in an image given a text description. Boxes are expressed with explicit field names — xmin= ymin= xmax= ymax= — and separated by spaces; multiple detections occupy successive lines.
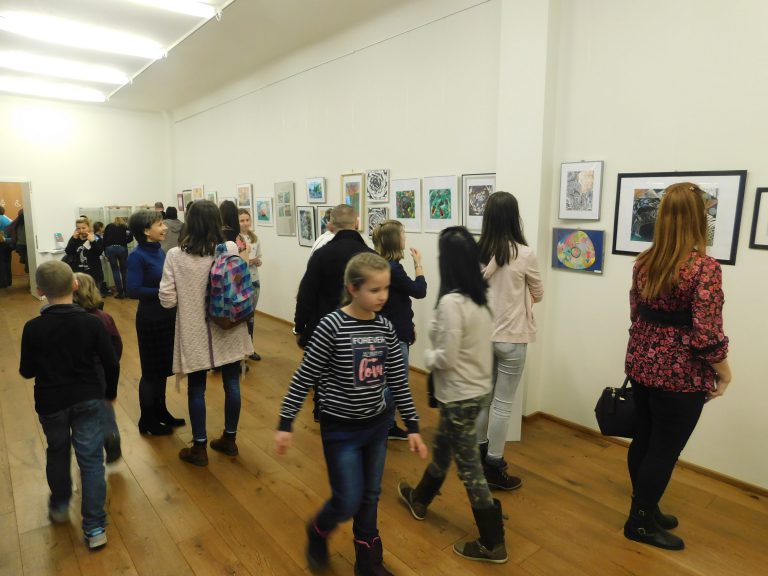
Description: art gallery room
xmin=0 ymin=0 xmax=767 ymax=574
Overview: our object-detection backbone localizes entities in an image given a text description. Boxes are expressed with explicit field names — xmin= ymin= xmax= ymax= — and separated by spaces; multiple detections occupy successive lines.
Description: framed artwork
xmin=275 ymin=181 xmax=296 ymax=236
xmin=391 ymin=178 xmax=421 ymax=232
xmin=341 ymin=172 xmax=365 ymax=231
xmin=205 ymin=190 xmax=218 ymax=204
xmin=316 ymin=205 xmax=334 ymax=235
xmin=749 ymin=188 xmax=768 ymax=250
xmin=177 ymin=192 xmax=187 ymax=212
xmin=462 ymin=173 xmax=495 ymax=233
xmin=254 ymin=197 xmax=273 ymax=227
xmin=422 ymin=175 xmax=459 ymax=233
xmin=191 ymin=185 xmax=204 ymax=200
xmin=297 ymin=206 xmax=316 ymax=247
xmin=552 ymin=228 xmax=605 ymax=274
xmin=183 ymin=190 xmax=193 ymax=211
xmin=236 ymin=183 xmax=253 ymax=209
xmin=367 ymin=206 xmax=389 ymax=237
xmin=613 ymin=170 xmax=747 ymax=265
xmin=559 ymin=161 xmax=604 ymax=220
xmin=366 ymin=169 xmax=390 ymax=203
xmin=306 ymin=177 xmax=326 ymax=203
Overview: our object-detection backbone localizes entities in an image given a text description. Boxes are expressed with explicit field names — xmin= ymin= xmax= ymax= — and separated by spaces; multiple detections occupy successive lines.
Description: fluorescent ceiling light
xmin=0 ymin=12 xmax=164 ymax=60
xmin=0 ymin=51 xmax=129 ymax=85
xmin=128 ymin=0 xmax=217 ymax=19
xmin=0 ymin=75 xmax=106 ymax=102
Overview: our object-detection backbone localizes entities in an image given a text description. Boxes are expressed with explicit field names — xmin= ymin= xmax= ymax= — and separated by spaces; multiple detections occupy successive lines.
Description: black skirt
xmin=135 ymin=299 xmax=176 ymax=379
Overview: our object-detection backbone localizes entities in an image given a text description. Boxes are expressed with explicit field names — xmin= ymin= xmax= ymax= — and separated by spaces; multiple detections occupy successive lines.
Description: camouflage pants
xmin=427 ymin=396 xmax=494 ymax=509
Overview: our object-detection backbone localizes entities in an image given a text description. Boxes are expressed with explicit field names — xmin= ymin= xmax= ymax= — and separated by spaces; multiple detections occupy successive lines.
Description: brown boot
xmin=179 ymin=441 xmax=208 ymax=466
xmin=210 ymin=431 xmax=238 ymax=456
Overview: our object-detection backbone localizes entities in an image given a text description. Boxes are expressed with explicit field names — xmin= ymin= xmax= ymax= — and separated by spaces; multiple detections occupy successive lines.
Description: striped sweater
xmin=278 ymin=309 xmax=419 ymax=433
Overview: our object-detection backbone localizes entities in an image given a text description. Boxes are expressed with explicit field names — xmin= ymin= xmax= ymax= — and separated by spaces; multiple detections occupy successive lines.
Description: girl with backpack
xmin=274 ymin=252 xmax=427 ymax=576
xmin=159 ymin=200 xmax=254 ymax=467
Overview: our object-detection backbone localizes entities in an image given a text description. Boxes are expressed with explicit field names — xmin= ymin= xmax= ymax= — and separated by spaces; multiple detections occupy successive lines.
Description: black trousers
xmin=627 ymin=380 xmax=706 ymax=509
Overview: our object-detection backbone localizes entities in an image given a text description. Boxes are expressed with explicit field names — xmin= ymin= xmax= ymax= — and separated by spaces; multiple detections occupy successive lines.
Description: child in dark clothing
xmin=19 ymin=260 xmax=119 ymax=550
xmin=65 ymin=217 xmax=107 ymax=295
xmin=74 ymin=272 xmax=123 ymax=463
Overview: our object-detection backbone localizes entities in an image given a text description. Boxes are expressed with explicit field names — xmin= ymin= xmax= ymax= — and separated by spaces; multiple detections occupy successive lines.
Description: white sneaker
xmin=84 ymin=528 xmax=107 ymax=550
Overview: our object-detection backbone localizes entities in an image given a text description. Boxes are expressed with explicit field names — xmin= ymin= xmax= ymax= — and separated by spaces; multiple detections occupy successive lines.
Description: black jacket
xmin=103 ymin=223 xmax=133 ymax=247
xmin=380 ymin=260 xmax=427 ymax=344
xmin=19 ymin=304 xmax=119 ymax=414
xmin=65 ymin=236 xmax=104 ymax=277
xmin=294 ymin=229 xmax=374 ymax=347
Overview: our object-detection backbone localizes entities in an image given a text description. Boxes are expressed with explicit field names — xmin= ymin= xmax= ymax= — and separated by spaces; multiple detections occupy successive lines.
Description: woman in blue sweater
xmin=127 ymin=210 xmax=184 ymax=435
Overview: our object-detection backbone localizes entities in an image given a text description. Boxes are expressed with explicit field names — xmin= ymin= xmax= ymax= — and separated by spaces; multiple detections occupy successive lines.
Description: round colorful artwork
xmin=556 ymin=230 xmax=596 ymax=270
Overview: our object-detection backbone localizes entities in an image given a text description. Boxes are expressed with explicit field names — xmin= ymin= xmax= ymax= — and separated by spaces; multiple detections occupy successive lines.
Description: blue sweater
xmin=127 ymin=243 xmax=169 ymax=315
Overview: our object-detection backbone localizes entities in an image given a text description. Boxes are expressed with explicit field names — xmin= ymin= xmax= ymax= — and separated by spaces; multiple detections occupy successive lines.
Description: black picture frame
xmin=612 ymin=170 xmax=747 ymax=265
xmin=749 ymin=187 xmax=768 ymax=250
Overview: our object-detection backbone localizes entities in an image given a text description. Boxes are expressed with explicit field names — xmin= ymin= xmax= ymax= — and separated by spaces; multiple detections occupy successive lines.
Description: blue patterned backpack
xmin=207 ymin=243 xmax=255 ymax=329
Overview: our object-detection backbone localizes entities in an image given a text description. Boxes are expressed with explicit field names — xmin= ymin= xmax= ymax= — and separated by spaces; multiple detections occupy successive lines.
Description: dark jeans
xmin=38 ymin=399 xmax=106 ymax=533
xmin=105 ymin=245 xmax=128 ymax=294
xmin=628 ymin=380 xmax=706 ymax=509
xmin=187 ymin=361 xmax=241 ymax=442
xmin=139 ymin=376 xmax=167 ymax=417
xmin=315 ymin=411 xmax=391 ymax=542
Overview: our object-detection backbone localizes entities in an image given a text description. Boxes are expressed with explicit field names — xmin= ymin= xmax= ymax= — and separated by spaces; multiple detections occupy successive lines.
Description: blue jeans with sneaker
xmin=315 ymin=408 xmax=392 ymax=542
xmin=38 ymin=398 xmax=106 ymax=534
xmin=187 ymin=361 xmax=241 ymax=442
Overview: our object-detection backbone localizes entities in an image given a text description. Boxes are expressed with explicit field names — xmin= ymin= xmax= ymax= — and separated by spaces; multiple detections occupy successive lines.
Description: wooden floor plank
xmin=0 ymin=512 xmax=23 ymax=576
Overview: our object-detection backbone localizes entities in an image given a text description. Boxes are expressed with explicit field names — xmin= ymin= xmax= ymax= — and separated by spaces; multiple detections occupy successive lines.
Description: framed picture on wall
xmin=366 ymin=169 xmax=390 ymax=203
xmin=341 ymin=173 xmax=365 ymax=231
xmin=275 ymin=181 xmax=296 ymax=236
xmin=391 ymin=178 xmax=421 ymax=232
xmin=423 ymin=175 xmax=459 ymax=233
xmin=552 ymin=228 xmax=605 ymax=274
xmin=367 ymin=206 xmax=389 ymax=237
xmin=613 ymin=170 xmax=747 ymax=265
xmin=559 ymin=161 xmax=603 ymax=220
xmin=178 ymin=192 xmax=187 ymax=212
xmin=183 ymin=190 xmax=193 ymax=210
xmin=191 ymin=185 xmax=204 ymax=200
xmin=306 ymin=177 xmax=326 ymax=203
xmin=316 ymin=205 xmax=334 ymax=235
xmin=255 ymin=197 xmax=273 ymax=227
xmin=237 ymin=183 xmax=253 ymax=209
xmin=206 ymin=190 xmax=218 ymax=204
xmin=749 ymin=187 xmax=768 ymax=250
xmin=462 ymin=173 xmax=495 ymax=234
xmin=297 ymin=206 xmax=316 ymax=247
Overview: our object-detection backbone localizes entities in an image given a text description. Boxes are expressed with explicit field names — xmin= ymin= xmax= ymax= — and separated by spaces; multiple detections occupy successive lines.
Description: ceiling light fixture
xmin=0 ymin=51 xmax=129 ymax=85
xmin=128 ymin=0 xmax=217 ymax=19
xmin=0 ymin=75 xmax=106 ymax=103
xmin=0 ymin=12 xmax=164 ymax=60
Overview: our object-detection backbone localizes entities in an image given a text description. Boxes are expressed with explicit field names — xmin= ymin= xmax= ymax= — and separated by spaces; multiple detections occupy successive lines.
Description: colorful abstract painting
xmin=552 ymin=228 xmax=605 ymax=274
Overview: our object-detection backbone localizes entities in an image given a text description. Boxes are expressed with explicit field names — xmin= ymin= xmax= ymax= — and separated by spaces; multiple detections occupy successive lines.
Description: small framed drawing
xmin=559 ymin=161 xmax=603 ymax=220
xmin=206 ymin=190 xmax=218 ymax=204
xmin=366 ymin=169 xmax=390 ymax=203
xmin=341 ymin=173 xmax=365 ymax=231
xmin=191 ymin=185 xmax=204 ymax=200
xmin=306 ymin=177 xmax=326 ymax=203
xmin=367 ymin=206 xmax=389 ymax=237
xmin=275 ymin=181 xmax=296 ymax=236
xmin=391 ymin=178 xmax=421 ymax=232
xmin=316 ymin=205 xmax=334 ymax=235
xmin=183 ymin=190 xmax=193 ymax=211
xmin=423 ymin=176 xmax=459 ymax=233
xmin=613 ymin=170 xmax=747 ymax=265
xmin=749 ymin=188 xmax=768 ymax=250
xmin=552 ymin=228 xmax=605 ymax=274
xmin=237 ymin=183 xmax=253 ymax=208
xmin=297 ymin=206 xmax=316 ymax=247
xmin=255 ymin=197 xmax=273 ymax=227
xmin=462 ymin=173 xmax=495 ymax=233
xmin=177 ymin=192 xmax=187 ymax=212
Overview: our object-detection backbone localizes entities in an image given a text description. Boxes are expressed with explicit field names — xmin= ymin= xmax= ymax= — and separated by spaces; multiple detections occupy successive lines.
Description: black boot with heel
xmin=624 ymin=500 xmax=684 ymax=550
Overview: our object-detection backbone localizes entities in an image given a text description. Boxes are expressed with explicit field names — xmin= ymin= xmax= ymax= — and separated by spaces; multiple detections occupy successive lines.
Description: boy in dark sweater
xmin=19 ymin=260 xmax=119 ymax=550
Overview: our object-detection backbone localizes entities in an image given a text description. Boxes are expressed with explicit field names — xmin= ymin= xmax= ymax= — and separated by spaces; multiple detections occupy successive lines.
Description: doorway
xmin=0 ymin=180 xmax=37 ymax=299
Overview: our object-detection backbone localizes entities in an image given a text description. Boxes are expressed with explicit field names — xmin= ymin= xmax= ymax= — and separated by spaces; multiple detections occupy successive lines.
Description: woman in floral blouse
xmin=624 ymin=183 xmax=731 ymax=551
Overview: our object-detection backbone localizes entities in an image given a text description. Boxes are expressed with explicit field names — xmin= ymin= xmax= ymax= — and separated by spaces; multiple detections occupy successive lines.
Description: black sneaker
xmin=387 ymin=424 xmax=409 ymax=441
xmin=249 ymin=352 xmax=261 ymax=361
xmin=484 ymin=461 xmax=522 ymax=491
xmin=306 ymin=521 xmax=329 ymax=572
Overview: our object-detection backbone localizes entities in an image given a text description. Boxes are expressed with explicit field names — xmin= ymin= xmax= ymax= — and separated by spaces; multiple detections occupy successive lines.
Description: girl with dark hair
xmin=219 ymin=200 xmax=245 ymax=249
xmin=623 ymin=183 xmax=730 ymax=550
xmin=127 ymin=210 xmax=183 ymax=436
xmin=475 ymin=191 xmax=543 ymax=490
xmin=398 ymin=226 xmax=508 ymax=564
xmin=160 ymin=200 xmax=254 ymax=466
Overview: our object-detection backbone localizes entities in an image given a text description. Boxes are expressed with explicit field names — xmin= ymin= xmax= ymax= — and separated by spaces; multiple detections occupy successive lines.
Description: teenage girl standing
xmin=238 ymin=208 xmax=263 ymax=361
xmin=275 ymin=252 xmax=427 ymax=576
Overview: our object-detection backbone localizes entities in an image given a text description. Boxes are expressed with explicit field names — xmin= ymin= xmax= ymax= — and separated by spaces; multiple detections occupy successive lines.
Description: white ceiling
xmin=0 ymin=0 xmax=415 ymax=112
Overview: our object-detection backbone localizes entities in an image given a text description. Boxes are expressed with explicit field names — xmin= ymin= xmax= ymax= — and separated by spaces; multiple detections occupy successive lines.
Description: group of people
xmin=0 ymin=206 xmax=27 ymax=287
xmin=17 ymin=184 xmax=730 ymax=570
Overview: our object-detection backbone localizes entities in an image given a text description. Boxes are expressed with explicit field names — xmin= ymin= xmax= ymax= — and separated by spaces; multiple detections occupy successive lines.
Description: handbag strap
xmin=620 ymin=376 xmax=631 ymax=391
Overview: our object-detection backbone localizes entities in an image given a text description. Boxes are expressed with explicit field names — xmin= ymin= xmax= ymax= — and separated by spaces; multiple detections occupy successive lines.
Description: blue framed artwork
xmin=552 ymin=228 xmax=605 ymax=274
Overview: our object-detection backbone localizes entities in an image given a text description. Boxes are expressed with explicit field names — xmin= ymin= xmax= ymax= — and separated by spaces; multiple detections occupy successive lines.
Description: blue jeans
xmin=105 ymin=245 xmax=128 ymax=294
xmin=187 ymin=361 xmax=241 ymax=442
xmin=38 ymin=399 xmax=106 ymax=533
xmin=315 ymin=412 xmax=391 ymax=541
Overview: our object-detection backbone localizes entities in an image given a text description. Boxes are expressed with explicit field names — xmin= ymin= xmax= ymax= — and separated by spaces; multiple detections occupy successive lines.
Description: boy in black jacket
xmin=19 ymin=260 xmax=119 ymax=550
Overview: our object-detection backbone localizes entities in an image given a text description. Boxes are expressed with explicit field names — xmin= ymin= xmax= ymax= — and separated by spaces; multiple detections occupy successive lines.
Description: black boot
xmin=157 ymin=398 xmax=186 ymax=427
xmin=655 ymin=505 xmax=679 ymax=530
xmin=354 ymin=537 xmax=393 ymax=576
xmin=138 ymin=403 xmax=173 ymax=436
xmin=624 ymin=500 xmax=684 ymax=550
xmin=453 ymin=498 xmax=508 ymax=563
xmin=483 ymin=458 xmax=522 ymax=491
xmin=397 ymin=469 xmax=443 ymax=520
xmin=306 ymin=520 xmax=329 ymax=572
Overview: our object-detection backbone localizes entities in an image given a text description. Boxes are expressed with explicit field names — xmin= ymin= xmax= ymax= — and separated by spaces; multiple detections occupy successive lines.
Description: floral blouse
xmin=625 ymin=252 xmax=728 ymax=392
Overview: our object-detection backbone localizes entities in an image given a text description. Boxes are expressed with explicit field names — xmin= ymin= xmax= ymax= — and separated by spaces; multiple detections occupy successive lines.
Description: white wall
xmin=540 ymin=0 xmax=768 ymax=488
xmin=0 ymin=94 xmax=171 ymax=253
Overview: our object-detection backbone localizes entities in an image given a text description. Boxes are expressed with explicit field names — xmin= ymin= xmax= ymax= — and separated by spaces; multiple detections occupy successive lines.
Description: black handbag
xmin=594 ymin=377 xmax=636 ymax=438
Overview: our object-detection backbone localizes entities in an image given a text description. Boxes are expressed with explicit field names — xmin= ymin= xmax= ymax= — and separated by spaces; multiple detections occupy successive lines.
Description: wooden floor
xmin=0 ymin=281 xmax=766 ymax=576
